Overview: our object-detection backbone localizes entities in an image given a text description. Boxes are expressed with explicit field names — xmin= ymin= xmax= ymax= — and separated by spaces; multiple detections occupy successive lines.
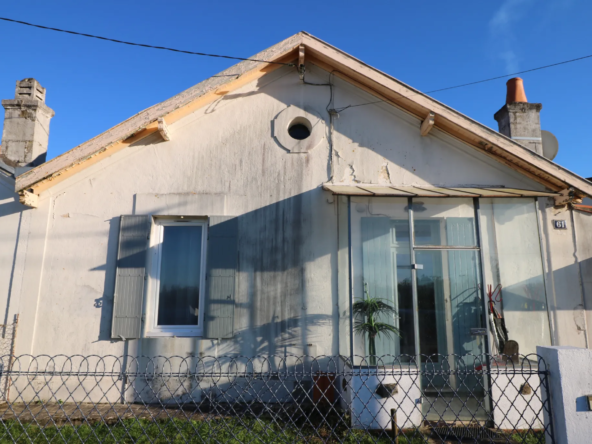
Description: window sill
xmin=144 ymin=329 xmax=202 ymax=338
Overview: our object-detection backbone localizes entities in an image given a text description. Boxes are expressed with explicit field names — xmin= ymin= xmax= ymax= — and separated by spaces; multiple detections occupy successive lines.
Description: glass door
xmin=411 ymin=199 xmax=488 ymax=419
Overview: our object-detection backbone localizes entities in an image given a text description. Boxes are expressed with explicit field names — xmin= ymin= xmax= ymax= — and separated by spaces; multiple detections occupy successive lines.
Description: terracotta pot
xmin=313 ymin=372 xmax=335 ymax=405
xmin=506 ymin=77 xmax=528 ymax=104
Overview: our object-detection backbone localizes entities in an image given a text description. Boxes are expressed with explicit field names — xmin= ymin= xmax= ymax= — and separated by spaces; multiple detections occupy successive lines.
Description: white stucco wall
xmin=537 ymin=346 xmax=592 ymax=444
xmin=574 ymin=209 xmax=592 ymax=348
xmin=0 ymin=171 xmax=26 ymax=331
xmin=539 ymin=199 xmax=590 ymax=348
xmin=1 ymin=64 xmax=589 ymax=364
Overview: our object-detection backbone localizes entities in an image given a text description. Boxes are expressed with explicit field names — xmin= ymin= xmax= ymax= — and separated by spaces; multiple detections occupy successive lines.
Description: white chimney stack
xmin=494 ymin=78 xmax=543 ymax=155
xmin=1 ymin=78 xmax=54 ymax=168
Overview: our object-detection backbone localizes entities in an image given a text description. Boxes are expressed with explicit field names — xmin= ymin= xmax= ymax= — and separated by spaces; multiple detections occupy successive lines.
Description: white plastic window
xmin=146 ymin=218 xmax=207 ymax=337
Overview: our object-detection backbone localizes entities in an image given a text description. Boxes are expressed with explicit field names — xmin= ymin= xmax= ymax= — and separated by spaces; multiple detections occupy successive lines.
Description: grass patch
xmin=0 ymin=418 xmax=432 ymax=444
xmin=510 ymin=431 xmax=546 ymax=444
xmin=0 ymin=418 xmax=546 ymax=443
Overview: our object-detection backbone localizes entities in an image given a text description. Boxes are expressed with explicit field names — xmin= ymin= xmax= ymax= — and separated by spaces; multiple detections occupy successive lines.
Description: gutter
xmin=573 ymin=204 xmax=592 ymax=215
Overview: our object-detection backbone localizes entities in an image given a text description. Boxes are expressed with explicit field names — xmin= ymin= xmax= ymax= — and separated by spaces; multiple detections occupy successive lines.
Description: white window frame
xmin=145 ymin=217 xmax=208 ymax=337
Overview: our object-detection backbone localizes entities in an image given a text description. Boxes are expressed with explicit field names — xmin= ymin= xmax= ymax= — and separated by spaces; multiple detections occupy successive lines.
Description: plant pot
xmin=341 ymin=366 xmax=422 ymax=430
xmin=313 ymin=372 xmax=335 ymax=405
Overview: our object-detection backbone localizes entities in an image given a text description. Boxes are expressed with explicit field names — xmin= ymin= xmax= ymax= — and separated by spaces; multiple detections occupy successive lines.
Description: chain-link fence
xmin=0 ymin=353 xmax=553 ymax=443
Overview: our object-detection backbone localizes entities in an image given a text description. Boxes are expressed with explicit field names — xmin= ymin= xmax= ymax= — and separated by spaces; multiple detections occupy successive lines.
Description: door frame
xmin=407 ymin=197 xmax=493 ymax=411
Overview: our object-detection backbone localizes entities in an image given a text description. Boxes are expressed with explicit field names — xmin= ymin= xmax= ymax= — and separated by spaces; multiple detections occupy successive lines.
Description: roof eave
xmin=15 ymin=32 xmax=305 ymax=194
xmin=299 ymin=33 xmax=592 ymax=197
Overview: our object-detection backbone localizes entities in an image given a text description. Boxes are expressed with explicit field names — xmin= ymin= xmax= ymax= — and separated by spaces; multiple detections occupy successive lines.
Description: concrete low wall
xmin=339 ymin=362 xmax=547 ymax=431
xmin=339 ymin=366 xmax=422 ymax=430
xmin=491 ymin=369 xmax=543 ymax=430
xmin=537 ymin=346 xmax=592 ymax=444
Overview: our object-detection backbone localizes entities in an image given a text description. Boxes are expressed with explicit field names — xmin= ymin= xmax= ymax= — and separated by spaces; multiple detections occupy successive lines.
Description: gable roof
xmin=14 ymin=32 xmax=592 ymax=198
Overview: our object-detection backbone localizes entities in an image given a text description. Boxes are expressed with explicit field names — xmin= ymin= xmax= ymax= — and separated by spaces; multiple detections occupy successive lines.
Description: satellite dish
xmin=541 ymin=130 xmax=559 ymax=161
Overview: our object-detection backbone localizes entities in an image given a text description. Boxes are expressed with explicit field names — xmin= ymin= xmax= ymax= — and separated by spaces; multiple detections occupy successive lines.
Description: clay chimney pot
xmin=506 ymin=77 xmax=528 ymax=104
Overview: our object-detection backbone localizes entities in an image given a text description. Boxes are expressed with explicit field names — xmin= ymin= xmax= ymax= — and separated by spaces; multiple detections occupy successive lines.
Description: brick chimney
xmin=494 ymin=78 xmax=543 ymax=155
xmin=1 ymin=79 xmax=54 ymax=168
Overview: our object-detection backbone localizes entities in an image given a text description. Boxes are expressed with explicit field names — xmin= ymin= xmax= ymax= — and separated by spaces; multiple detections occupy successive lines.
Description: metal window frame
xmin=345 ymin=195 xmax=555 ymax=422
xmin=408 ymin=197 xmax=489 ymax=355
xmin=347 ymin=197 xmax=492 ymax=372
xmin=408 ymin=197 xmax=421 ymax=363
xmin=348 ymin=196 xmax=355 ymax=363
xmin=474 ymin=197 xmax=495 ymax=420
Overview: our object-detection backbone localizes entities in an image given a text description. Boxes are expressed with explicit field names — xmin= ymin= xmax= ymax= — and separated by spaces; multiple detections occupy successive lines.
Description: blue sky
xmin=0 ymin=0 xmax=591 ymax=177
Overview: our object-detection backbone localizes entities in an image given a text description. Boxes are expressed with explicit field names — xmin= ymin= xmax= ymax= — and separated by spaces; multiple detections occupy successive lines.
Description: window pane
xmin=415 ymin=249 xmax=486 ymax=397
xmin=416 ymin=250 xmax=485 ymax=357
xmin=479 ymin=198 xmax=551 ymax=356
xmin=413 ymin=198 xmax=476 ymax=247
xmin=350 ymin=197 xmax=416 ymax=363
xmin=158 ymin=225 xmax=203 ymax=326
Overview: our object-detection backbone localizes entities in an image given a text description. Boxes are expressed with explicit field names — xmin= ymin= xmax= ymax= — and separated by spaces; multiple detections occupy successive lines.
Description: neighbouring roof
xmin=13 ymin=32 xmax=592 ymax=198
xmin=0 ymin=150 xmax=15 ymax=178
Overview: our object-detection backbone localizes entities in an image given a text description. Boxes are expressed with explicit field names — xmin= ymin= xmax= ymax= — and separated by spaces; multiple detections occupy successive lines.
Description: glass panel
xmin=416 ymin=250 xmax=484 ymax=358
xmin=479 ymin=198 xmax=551 ymax=356
xmin=350 ymin=197 xmax=415 ymax=364
xmin=413 ymin=198 xmax=477 ymax=247
xmin=158 ymin=225 xmax=203 ymax=326
xmin=415 ymin=249 xmax=486 ymax=397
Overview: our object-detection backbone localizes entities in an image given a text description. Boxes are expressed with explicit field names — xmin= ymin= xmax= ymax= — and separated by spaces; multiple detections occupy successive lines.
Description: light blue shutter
xmin=204 ymin=216 xmax=238 ymax=339
xmin=361 ymin=217 xmax=398 ymax=357
xmin=111 ymin=215 xmax=151 ymax=340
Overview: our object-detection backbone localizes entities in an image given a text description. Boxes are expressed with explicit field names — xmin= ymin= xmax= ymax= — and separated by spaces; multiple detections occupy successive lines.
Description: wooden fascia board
xmin=16 ymin=35 xmax=303 ymax=193
xmin=302 ymin=34 xmax=592 ymax=195
xmin=27 ymin=123 xmax=159 ymax=194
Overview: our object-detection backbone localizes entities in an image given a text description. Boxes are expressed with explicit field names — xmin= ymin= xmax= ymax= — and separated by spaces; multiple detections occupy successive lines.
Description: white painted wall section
xmin=537 ymin=346 xmax=592 ymax=444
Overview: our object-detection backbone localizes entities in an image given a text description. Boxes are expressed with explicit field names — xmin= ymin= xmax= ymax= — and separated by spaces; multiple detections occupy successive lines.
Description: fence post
xmin=4 ymin=315 xmax=19 ymax=402
xmin=390 ymin=408 xmax=398 ymax=443
xmin=537 ymin=346 xmax=592 ymax=444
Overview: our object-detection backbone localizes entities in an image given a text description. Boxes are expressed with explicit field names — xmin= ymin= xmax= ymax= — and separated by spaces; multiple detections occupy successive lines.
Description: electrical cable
xmin=2 ymin=15 xmax=591 ymax=105
xmin=332 ymin=53 xmax=592 ymax=113
xmin=0 ymin=17 xmax=294 ymax=66
xmin=426 ymin=54 xmax=592 ymax=94
xmin=300 ymin=69 xmax=338 ymax=179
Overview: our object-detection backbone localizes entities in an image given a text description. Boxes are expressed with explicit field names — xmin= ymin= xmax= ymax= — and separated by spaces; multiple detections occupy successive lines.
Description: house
xmin=0 ymin=32 xmax=591 ymax=371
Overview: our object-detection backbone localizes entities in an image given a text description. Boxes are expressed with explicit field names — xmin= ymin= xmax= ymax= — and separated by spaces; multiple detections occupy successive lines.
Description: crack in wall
xmin=378 ymin=162 xmax=391 ymax=184
xmin=341 ymin=164 xmax=359 ymax=183
xmin=51 ymin=192 xmax=66 ymax=225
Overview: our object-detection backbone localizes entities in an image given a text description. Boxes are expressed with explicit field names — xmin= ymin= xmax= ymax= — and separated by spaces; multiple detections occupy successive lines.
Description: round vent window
xmin=288 ymin=117 xmax=312 ymax=140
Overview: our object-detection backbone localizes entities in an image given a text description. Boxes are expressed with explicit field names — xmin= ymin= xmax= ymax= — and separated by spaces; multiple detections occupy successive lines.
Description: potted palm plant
xmin=345 ymin=284 xmax=422 ymax=430
xmin=353 ymin=283 xmax=400 ymax=366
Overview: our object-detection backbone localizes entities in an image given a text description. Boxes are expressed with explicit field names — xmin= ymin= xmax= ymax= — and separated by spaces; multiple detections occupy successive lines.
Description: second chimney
xmin=494 ymin=78 xmax=543 ymax=155
xmin=1 ymin=78 xmax=54 ymax=169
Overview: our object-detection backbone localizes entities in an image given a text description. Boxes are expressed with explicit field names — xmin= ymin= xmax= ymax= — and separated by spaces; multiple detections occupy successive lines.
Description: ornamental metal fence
xmin=0 ymin=353 xmax=553 ymax=443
